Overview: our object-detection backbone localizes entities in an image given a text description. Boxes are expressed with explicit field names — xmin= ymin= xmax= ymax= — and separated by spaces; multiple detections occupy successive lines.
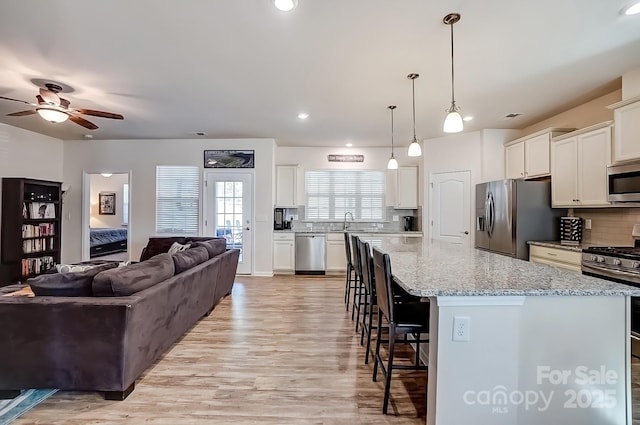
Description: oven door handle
xmin=583 ymin=263 xmax=640 ymax=281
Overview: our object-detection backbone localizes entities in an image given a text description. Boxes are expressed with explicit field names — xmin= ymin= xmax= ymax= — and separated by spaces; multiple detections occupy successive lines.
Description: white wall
xmin=89 ymin=173 xmax=128 ymax=228
xmin=622 ymin=67 xmax=640 ymax=100
xmin=0 ymin=124 xmax=63 ymax=268
xmin=62 ymin=138 xmax=275 ymax=276
xmin=275 ymin=146 xmax=423 ymax=207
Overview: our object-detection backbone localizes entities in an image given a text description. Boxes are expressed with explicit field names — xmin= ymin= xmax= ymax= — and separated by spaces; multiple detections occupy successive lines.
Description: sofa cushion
xmin=192 ymin=238 xmax=227 ymax=259
xmin=139 ymin=237 xmax=187 ymax=262
xmin=28 ymin=262 xmax=119 ymax=297
xmin=93 ymin=253 xmax=175 ymax=297
xmin=173 ymin=246 xmax=209 ymax=274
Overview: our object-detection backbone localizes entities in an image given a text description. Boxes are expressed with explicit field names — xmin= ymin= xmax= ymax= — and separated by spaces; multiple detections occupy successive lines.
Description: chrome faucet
xmin=343 ymin=212 xmax=354 ymax=231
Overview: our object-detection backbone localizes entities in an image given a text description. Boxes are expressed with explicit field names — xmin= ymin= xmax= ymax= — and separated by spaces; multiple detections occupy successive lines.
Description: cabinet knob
xmin=520 ymin=172 xmax=524 ymax=176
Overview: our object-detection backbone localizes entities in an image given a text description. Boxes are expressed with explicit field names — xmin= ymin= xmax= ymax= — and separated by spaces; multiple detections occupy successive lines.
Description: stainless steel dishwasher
xmin=295 ymin=233 xmax=326 ymax=275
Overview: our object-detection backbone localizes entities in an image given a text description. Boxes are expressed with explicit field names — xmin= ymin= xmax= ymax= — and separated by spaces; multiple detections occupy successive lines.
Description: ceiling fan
xmin=0 ymin=83 xmax=124 ymax=130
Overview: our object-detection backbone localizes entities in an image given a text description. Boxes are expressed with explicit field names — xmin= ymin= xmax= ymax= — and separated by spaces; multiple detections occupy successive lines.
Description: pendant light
xmin=387 ymin=105 xmax=398 ymax=170
xmin=407 ymin=73 xmax=422 ymax=157
xmin=443 ymin=13 xmax=463 ymax=134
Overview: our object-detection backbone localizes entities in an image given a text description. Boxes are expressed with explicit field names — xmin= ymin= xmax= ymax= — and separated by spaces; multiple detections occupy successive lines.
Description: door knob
xmin=245 ymin=227 xmax=250 ymax=231
xmin=463 ymin=231 xmax=469 ymax=235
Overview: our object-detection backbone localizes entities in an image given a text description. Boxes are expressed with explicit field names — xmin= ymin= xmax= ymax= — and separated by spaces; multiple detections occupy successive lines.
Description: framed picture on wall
xmin=99 ymin=192 xmax=116 ymax=215
xmin=204 ymin=150 xmax=255 ymax=168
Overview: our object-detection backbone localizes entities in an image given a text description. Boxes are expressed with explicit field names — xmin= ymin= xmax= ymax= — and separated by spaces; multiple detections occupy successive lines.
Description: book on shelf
xmin=21 ymin=256 xmax=55 ymax=277
xmin=27 ymin=202 xmax=55 ymax=219
xmin=22 ymin=237 xmax=54 ymax=253
xmin=21 ymin=223 xmax=55 ymax=238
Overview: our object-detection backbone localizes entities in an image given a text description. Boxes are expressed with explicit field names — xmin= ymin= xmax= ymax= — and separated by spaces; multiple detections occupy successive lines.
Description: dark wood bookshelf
xmin=1 ymin=178 xmax=62 ymax=286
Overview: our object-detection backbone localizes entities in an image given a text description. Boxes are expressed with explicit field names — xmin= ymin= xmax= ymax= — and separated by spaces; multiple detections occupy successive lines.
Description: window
xmin=155 ymin=166 xmax=200 ymax=234
xmin=122 ymin=183 xmax=129 ymax=225
xmin=305 ymin=170 xmax=385 ymax=220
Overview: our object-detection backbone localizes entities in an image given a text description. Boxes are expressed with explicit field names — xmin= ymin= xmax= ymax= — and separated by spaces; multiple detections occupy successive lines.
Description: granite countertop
xmin=274 ymin=230 xmax=423 ymax=235
xmin=383 ymin=240 xmax=640 ymax=297
xmin=527 ymin=240 xmax=592 ymax=252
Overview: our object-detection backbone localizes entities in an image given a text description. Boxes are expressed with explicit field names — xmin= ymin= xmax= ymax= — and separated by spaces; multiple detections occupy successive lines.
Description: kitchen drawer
xmin=273 ymin=232 xmax=295 ymax=242
xmin=529 ymin=245 xmax=581 ymax=273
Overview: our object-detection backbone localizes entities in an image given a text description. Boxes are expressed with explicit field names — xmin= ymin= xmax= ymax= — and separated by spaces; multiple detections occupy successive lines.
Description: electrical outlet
xmin=306 ymin=223 xmax=312 ymax=228
xmin=452 ymin=316 xmax=471 ymax=342
xmin=392 ymin=215 xmax=399 ymax=222
xmin=293 ymin=215 xmax=299 ymax=221
xmin=584 ymin=219 xmax=592 ymax=230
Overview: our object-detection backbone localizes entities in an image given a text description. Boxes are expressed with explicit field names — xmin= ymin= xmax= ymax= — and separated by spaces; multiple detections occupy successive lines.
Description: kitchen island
xmin=381 ymin=239 xmax=640 ymax=425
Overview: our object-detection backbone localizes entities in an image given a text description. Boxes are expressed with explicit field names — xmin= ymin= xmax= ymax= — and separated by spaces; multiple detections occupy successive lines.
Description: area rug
xmin=0 ymin=389 xmax=57 ymax=425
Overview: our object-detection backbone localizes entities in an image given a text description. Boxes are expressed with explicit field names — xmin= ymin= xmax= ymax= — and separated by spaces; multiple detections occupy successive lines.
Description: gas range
xmin=582 ymin=246 xmax=640 ymax=286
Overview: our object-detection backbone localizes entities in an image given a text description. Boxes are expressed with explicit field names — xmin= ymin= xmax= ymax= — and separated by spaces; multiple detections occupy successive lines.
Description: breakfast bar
xmin=381 ymin=238 xmax=640 ymax=425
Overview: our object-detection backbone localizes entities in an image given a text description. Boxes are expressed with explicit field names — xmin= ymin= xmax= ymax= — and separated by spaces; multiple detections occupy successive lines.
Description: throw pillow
xmin=92 ymin=253 xmax=175 ymax=297
xmin=29 ymin=262 xmax=119 ymax=297
xmin=172 ymin=246 xmax=209 ymax=274
xmin=191 ymin=239 xmax=226 ymax=258
xmin=56 ymin=263 xmax=96 ymax=273
xmin=168 ymin=242 xmax=191 ymax=255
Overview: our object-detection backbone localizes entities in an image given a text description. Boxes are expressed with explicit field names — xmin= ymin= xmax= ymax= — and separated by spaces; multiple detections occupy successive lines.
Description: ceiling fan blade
xmin=39 ymin=88 xmax=60 ymax=106
xmin=59 ymin=98 xmax=70 ymax=108
xmin=69 ymin=115 xmax=98 ymax=130
xmin=75 ymin=109 xmax=124 ymax=120
xmin=6 ymin=110 xmax=37 ymax=117
xmin=0 ymin=96 xmax=34 ymax=106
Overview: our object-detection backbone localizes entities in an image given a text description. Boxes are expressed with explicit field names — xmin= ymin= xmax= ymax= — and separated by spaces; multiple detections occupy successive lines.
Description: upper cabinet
xmin=504 ymin=128 xmax=574 ymax=179
xmin=551 ymin=122 xmax=612 ymax=208
xmin=607 ymin=96 xmax=640 ymax=163
xmin=275 ymin=165 xmax=298 ymax=207
xmin=395 ymin=166 xmax=418 ymax=209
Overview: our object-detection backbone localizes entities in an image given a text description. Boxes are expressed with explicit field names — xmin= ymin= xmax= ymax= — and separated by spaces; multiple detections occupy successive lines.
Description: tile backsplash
xmin=280 ymin=206 xmax=421 ymax=232
xmin=570 ymin=208 xmax=640 ymax=246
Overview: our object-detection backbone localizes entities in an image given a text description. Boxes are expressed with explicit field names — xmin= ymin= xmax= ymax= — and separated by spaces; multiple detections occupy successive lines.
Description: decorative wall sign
xmin=327 ymin=154 xmax=364 ymax=163
xmin=204 ymin=150 xmax=255 ymax=168
xmin=99 ymin=192 xmax=116 ymax=215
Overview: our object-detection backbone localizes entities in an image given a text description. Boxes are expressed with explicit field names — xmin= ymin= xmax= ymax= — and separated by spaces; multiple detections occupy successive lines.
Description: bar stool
xmin=358 ymin=239 xmax=376 ymax=364
xmin=343 ymin=232 xmax=357 ymax=311
xmin=371 ymin=247 xmax=429 ymax=415
xmin=350 ymin=234 xmax=364 ymax=328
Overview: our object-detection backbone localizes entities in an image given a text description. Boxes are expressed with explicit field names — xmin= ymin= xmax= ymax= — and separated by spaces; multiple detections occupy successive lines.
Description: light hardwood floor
xmin=15 ymin=275 xmax=427 ymax=424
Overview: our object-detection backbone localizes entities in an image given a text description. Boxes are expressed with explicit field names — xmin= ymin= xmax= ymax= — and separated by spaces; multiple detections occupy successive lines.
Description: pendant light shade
xmin=443 ymin=13 xmax=463 ymax=134
xmin=387 ymin=105 xmax=398 ymax=170
xmin=407 ymin=73 xmax=422 ymax=157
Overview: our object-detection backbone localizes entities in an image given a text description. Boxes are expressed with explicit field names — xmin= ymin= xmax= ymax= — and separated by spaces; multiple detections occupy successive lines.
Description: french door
xmin=205 ymin=172 xmax=253 ymax=274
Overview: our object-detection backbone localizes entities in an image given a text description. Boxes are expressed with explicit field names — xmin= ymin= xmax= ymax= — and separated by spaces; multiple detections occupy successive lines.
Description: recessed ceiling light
xmin=624 ymin=1 xmax=640 ymax=15
xmin=297 ymin=112 xmax=309 ymax=119
xmin=463 ymin=116 xmax=473 ymax=121
xmin=83 ymin=134 xmax=93 ymax=139
xmin=346 ymin=143 xmax=353 ymax=147
xmin=274 ymin=0 xmax=298 ymax=12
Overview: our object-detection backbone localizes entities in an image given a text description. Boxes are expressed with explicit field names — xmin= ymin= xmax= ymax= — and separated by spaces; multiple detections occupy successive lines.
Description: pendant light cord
xmin=412 ymin=78 xmax=417 ymax=140
xmin=450 ymin=21 xmax=455 ymax=106
xmin=391 ymin=107 xmax=395 ymax=155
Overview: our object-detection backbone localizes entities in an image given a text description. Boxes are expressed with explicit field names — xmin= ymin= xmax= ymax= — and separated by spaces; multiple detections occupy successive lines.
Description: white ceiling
xmin=0 ymin=0 xmax=639 ymax=147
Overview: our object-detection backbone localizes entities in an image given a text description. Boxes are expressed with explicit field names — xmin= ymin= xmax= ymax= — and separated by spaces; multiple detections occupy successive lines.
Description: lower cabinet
xmin=529 ymin=245 xmax=581 ymax=273
xmin=326 ymin=233 xmax=346 ymax=274
xmin=273 ymin=233 xmax=295 ymax=274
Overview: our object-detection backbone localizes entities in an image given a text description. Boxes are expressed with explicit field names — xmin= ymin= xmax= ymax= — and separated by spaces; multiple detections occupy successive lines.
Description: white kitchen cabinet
xmin=551 ymin=123 xmax=612 ymax=208
xmin=395 ymin=166 xmax=418 ymax=209
xmin=273 ymin=232 xmax=295 ymax=274
xmin=529 ymin=245 xmax=582 ymax=273
xmin=325 ymin=233 xmax=346 ymax=274
xmin=607 ymin=96 xmax=640 ymax=163
xmin=505 ymin=128 xmax=573 ymax=179
xmin=275 ymin=165 xmax=298 ymax=207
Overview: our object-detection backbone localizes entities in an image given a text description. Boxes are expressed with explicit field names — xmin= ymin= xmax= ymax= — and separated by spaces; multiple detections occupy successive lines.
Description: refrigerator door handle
xmin=484 ymin=196 xmax=491 ymax=236
xmin=488 ymin=192 xmax=495 ymax=237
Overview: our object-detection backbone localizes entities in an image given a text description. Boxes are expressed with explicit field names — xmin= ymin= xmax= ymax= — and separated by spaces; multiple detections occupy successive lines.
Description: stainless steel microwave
xmin=608 ymin=162 xmax=640 ymax=202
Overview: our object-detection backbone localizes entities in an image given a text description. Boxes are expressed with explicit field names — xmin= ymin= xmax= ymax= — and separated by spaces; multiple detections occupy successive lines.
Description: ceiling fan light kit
xmin=443 ymin=12 xmax=464 ymax=134
xmin=407 ymin=73 xmax=422 ymax=157
xmin=387 ymin=105 xmax=399 ymax=170
xmin=36 ymin=108 xmax=69 ymax=123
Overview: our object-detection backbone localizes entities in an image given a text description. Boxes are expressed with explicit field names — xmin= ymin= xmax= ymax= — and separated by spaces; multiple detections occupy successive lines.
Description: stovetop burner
xmin=584 ymin=243 xmax=640 ymax=260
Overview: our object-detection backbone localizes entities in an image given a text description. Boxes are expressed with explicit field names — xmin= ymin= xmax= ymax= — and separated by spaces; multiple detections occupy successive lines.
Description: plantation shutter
xmin=305 ymin=170 xmax=385 ymax=220
xmin=155 ymin=166 xmax=200 ymax=234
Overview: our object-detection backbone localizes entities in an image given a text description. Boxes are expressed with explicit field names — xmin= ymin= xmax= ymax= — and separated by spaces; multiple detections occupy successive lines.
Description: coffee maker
xmin=403 ymin=216 xmax=414 ymax=232
xmin=274 ymin=208 xmax=285 ymax=230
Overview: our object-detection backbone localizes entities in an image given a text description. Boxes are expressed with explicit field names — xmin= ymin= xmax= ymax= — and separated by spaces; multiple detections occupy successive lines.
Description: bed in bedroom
xmin=90 ymin=228 xmax=128 ymax=258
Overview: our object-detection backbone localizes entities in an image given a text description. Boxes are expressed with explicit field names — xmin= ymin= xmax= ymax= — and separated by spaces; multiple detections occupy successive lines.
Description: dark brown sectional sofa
xmin=0 ymin=237 xmax=239 ymax=400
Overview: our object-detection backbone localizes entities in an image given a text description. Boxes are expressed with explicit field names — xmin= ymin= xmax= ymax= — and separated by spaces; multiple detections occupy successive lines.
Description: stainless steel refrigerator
xmin=475 ymin=179 xmax=564 ymax=260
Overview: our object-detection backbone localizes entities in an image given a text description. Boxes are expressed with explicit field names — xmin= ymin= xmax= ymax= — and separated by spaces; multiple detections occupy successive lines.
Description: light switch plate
xmin=392 ymin=215 xmax=399 ymax=222
xmin=585 ymin=219 xmax=592 ymax=230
